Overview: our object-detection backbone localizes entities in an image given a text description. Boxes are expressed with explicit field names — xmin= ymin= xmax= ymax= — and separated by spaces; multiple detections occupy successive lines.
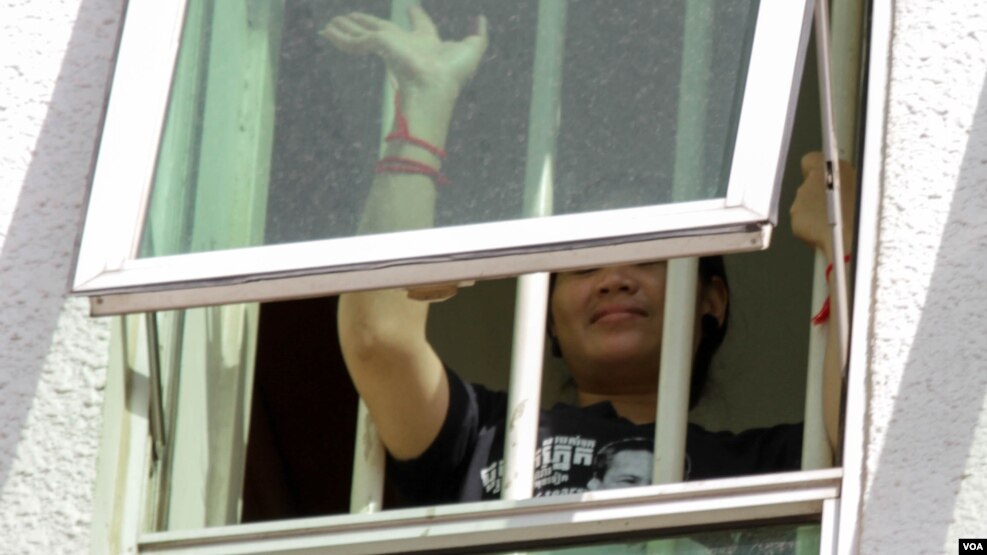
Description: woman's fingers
xmin=350 ymin=12 xmax=388 ymax=32
xmin=790 ymin=151 xmax=857 ymax=253
xmin=320 ymin=17 xmax=366 ymax=51
xmin=321 ymin=13 xmax=396 ymax=55
xmin=406 ymin=283 xmax=460 ymax=303
xmin=801 ymin=150 xmax=824 ymax=178
xmin=463 ymin=15 xmax=489 ymax=53
xmin=330 ymin=16 xmax=366 ymax=37
xmin=322 ymin=9 xmax=489 ymax=92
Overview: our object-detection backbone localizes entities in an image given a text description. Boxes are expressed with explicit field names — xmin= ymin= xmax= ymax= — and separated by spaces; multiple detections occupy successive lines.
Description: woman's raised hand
xmin=321 ymin=6 xmax=488 ymax=99
xmin=790 ymin=152 xmax=857 ymax=261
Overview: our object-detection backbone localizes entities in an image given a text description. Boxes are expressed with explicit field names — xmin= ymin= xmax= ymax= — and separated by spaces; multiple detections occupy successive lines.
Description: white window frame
xmin=836 ymin=0 xmax=890 ymax=552
xmin=73 ymin=0 xmax=813 ymax=316
xmin=136 ymin=469 xmax=841 ymax=554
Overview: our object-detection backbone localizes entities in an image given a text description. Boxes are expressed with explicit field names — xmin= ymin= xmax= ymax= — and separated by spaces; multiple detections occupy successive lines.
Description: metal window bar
xmin=349 ymin=402 xmax=386 ymax=514
xmin=653 ymin=0 xmax=713 ymax=487
xmin=801 ymin=0 xmax=860 ymax=474
xmin=502 ymin=0 xmax=567 ymax=502
xmin=144 ymin=312 xmax=169 ymax=532
xmin=648 ymin=4 xmax=713 ymax=551
xmin=800 ymin=0 xmax=859 ymax=551
xmin=815 ymin=0 xmax=850 ymax=554
xmin=121 ymin=315 xmax=153 ymax=552
xmin=814 ymin=0 xmax=852 ymax=374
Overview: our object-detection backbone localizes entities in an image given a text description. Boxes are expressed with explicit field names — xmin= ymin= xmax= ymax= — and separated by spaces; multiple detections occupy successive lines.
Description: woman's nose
xmin=595 ymin=266 xmax=639 ymax=295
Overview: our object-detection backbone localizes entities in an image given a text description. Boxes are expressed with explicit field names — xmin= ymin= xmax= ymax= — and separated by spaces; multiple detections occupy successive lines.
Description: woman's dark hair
xmin=547 ymin=256 xmax=731 ymax=410
xmin=691 ymin=255 xmax=730 ymax=409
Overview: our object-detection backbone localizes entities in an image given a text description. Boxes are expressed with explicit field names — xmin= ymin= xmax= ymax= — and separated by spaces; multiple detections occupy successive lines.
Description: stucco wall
xmin=861 ymin=1 xmax=987 ymax=553
xmin=0 ymin=0 xmax=119 ymax=552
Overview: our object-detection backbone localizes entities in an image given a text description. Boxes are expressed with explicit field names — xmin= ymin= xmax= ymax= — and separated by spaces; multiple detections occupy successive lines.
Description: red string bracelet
xmin=375 ymin=156 xmax=449 ymax=186
xmin=811 ymin=254 xmax=852 ymax=326
xmin=385 ymin=92 xmax=447 ymax=159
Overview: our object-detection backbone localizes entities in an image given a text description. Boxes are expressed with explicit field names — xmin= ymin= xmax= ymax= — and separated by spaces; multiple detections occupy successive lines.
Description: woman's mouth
xmin=591 ymin=305 xmax=648 ymax=324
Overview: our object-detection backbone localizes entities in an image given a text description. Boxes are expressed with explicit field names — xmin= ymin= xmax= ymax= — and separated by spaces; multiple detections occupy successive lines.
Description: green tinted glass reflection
xmin=141 ymin=0 xmax=758 ymax=258
xmin=489 ymin=523 xmax=820 ymax=554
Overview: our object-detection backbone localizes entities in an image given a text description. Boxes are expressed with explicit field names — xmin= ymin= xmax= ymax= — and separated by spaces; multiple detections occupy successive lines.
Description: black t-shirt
xmin=389 ymin=368 xmax=803 ymax=505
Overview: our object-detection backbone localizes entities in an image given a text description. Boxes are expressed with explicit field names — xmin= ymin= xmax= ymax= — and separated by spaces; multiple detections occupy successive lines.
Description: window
xmin=84 ymin=0 xmax=885 ymax=553
xmin=73 ymin=0 xmax=810 ymax=315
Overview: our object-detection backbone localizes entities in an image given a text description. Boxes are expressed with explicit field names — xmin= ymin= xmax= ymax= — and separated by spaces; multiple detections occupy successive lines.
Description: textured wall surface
xmin=0 ymin=0 xmax=120 ymax=552
xmin=861 ymin=1 xmax=987 ymax=553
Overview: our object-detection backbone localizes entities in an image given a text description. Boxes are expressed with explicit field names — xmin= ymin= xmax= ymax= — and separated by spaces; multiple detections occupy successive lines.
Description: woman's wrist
xmin=819 ymin=233 xmax=854 ymax=265
xmin=396 ymin=86 xmax=459 ymax=146
xmin=375 ymin=85 xmax=459 ymax=187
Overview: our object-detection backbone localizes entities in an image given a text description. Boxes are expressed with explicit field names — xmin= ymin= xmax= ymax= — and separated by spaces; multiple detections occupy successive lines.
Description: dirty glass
xmin=140 ymin=0 xmax=758 ymax=258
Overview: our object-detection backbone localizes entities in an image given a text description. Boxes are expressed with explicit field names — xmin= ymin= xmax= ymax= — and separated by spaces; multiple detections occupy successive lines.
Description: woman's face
xmin=550 ymin=262 xmax=668 ymax=390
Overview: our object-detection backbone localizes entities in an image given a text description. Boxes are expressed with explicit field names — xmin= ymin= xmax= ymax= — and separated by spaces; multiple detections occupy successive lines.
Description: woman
xmin=327 ymin=6 xmax=851 ymax=504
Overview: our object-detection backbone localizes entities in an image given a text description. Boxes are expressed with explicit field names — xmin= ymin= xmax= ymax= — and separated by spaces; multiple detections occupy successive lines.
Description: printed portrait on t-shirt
xmin=480 ymin=435 xmax=664 ymax=496
xmin=586 ymin=438 xmax=654 ymax=490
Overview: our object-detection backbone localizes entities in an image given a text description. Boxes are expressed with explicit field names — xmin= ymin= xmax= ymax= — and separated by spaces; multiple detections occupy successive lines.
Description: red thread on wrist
xmin=375 ymin=156 xmax=449 ymax=186
xmin=811 ymin=298 xmax=832 ymax=326
xmin=825 ymin=254 xmax=853 ymax=282
xmin=385 ymin=92 xmax=447 ymax=159
xmin=812 ymin=254 xmax=852 ymax=326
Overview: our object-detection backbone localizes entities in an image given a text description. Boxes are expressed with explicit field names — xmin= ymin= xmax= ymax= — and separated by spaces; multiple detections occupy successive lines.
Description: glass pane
xmin=141 ymin=0 xmax=759 ymax=258
xmin=487 ymin=522 xmax=820 ymax=555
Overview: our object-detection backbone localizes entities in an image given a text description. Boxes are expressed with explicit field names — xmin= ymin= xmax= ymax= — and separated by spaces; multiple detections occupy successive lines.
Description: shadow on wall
xmin=0 ymin=0 xmax=121 ymax=491
xmin=861 ymin=77 xmax=987 ymax=551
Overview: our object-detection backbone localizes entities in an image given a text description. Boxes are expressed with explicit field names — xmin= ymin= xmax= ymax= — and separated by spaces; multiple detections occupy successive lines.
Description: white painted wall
xmin=861 ymin=1 xmax=987 ymax=553
xmin=0 ymin=0 xmax=119 ymax=552
xmin=2 ymin=0 xmax=987 ymax=553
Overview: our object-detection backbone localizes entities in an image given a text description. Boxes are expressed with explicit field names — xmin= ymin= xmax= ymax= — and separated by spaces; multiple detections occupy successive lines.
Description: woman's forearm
xmin=331 ymin=7 xmax=488 ymax=459
xmin=357 ymin=86 xmax=459 ymax=235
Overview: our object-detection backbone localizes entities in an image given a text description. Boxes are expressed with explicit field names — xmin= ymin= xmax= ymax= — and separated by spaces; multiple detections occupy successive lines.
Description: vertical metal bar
xmin=145 ymin=312 xmax=167 ymax=464
xmin=653 ymin=258 xmax=698 ymax=485
xmin=143 ymin=312 xmax=169 ymax=532
xmin=819 ymin=498 xmax=840 ymax=555
xmin=802 ymin=0 xmax=863 ymax=471
xmin=815 ymin=0 xmax=851 ymax=372
xmin=349 ymin=401 xmax=386 ymax=513
xmin=830 ymin=0 xmax=865 ymax=163
xmin=804 ymin=9 xmax=854 ymax=549
xmin=653 ymin=0 xmax=710 ymax=486
xmin=801 ymin=252 xmax=833 ymax=469
xmin=671 ymin=0 xmax=713 ymax=201
xmin=503 ymin=273 xmax=551 ymax=499
xmin=501 ymin=0 xmax=567 ymax=501
xmin=120 ymin=315 xmax=153 ymax=546
xmin=158 ymin=310 xmax=186 ymax=531
xmin=519 ymin=1 xmax=565 ymax=218
xmin=348 ymin=0 xmax=420 ymax=515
